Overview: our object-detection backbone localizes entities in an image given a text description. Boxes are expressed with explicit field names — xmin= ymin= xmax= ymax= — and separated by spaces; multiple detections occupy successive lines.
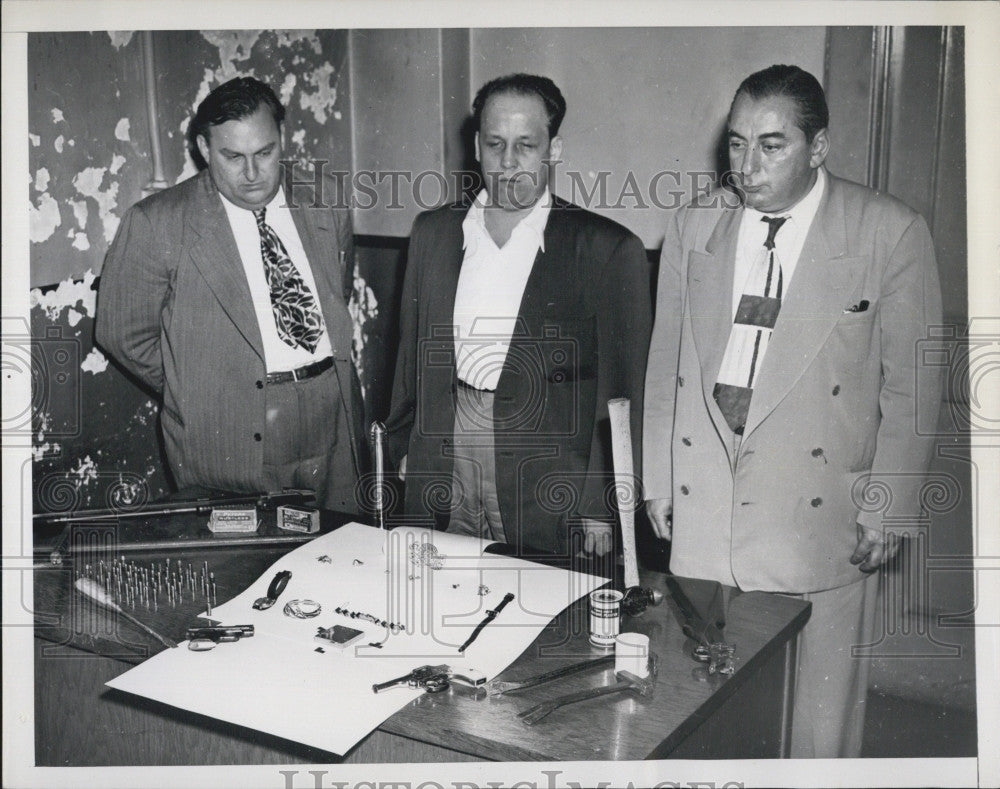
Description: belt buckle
xmin=291 ymin=366 xmax=301 ymax=383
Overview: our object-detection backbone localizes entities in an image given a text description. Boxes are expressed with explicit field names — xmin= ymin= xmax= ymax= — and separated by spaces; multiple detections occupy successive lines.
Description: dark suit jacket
xmin=643 ymin=171 xmax=943 ymax=592
xmin=96 ymin=169 xmax=362 ymax=506
xmin=386 ymin=196 xmax=652 ymax=556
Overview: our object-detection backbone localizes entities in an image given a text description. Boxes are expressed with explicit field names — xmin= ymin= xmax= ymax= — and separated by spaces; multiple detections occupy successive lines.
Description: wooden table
xmin=33 ymin=511 xmax=810 ymax=764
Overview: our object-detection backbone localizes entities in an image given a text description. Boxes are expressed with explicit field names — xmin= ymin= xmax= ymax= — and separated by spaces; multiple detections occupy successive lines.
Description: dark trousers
xmin=446 ymin=384 xmax=506 ymax=543
xmin=261 ymin=366 xmax=356 ymax=512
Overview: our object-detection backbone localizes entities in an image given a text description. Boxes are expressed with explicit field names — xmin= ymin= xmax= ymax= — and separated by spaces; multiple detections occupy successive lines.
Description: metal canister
xmin=588 ymin=588 xmax=623 ymax=648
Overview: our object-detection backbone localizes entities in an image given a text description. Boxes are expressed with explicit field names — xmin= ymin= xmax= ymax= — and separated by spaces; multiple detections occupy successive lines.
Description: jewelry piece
xmin=459 ymin=592 xmax=515 ymax=653
xmin=317 ymin=555 xmax=332 ymax=564
xmin=334 ymin=605 xmax=404 ymax=633
xmin=282 ymin=599 xmax=322 ymax=619
xmin=409 ymin=543 xmax=445 ymax=570
xmin=352 ymin=558 xmax=364 ymax=565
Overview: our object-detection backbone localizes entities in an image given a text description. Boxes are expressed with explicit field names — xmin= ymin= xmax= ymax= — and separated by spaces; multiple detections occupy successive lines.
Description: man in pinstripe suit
xmin=97 ymin=77 xmax=362 ymax=511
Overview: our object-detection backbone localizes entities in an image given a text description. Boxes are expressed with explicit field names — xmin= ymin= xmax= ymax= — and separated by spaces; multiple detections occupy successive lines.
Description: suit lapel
xmin=513 ymin=199 xmax=568 ymax=317
xmin=187 ymin=173 xmax=265 ymax=362
xmin=435 ymin=206 xmax=469 ymax=375
xmin=497 ymin=198 xmax=571 ymax=391
xmin=743 ymin=176 xmax=862 ymax=437
xmin=688 ymin=208 xmax=741 ymax=438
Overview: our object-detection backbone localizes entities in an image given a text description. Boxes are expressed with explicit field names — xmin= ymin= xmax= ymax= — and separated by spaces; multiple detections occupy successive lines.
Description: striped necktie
xmin=713 ymin=215 xmax=788 ymax=434
xmin=253 ymin=207 xmax=324 ymax=353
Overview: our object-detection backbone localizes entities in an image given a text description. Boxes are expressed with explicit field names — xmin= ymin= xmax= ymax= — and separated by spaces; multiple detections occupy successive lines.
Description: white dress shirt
xmin=731 ymin=167 xmax=827 ymax=316
xmin=453 ymin=188 xmax=551 ymax=391
xmin=219 ymin=186 xmax=332 ymax=372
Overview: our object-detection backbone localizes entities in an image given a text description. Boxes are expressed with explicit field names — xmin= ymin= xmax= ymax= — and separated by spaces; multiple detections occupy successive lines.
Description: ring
xmin=283 ymin=599 xmax=322 ymax=619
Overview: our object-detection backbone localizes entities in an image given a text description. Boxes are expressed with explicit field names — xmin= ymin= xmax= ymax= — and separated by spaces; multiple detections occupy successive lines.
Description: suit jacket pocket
xmin=835 ymin=306 xmax=877 ymax=328
xmin=826 ymin=305 xmax=878 ymax=372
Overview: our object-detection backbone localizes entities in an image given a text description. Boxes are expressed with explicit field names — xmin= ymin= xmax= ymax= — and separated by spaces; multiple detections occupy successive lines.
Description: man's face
xmin=197 ymin=105 xmax=282 ymax=211
xmin=476 ymin=92 xmax=563 ymax=211
xmin=727 ymin=93 xmax=828 ymax=213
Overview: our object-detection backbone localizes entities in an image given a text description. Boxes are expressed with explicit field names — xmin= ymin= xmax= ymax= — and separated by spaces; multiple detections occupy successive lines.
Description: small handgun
xmin=371 ymin=664 xmax=486 ymax=694
xmin=186 ymin=624 xmax=255 ymax=643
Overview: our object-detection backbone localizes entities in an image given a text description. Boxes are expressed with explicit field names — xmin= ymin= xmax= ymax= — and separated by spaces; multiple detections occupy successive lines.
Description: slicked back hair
xmin=472 ymin=73 xmax=567 ymax=138
xmin=731 ymin=64 xmax=829 ymax=142
xmin=190 ymin=77 xmax=285 ymax=143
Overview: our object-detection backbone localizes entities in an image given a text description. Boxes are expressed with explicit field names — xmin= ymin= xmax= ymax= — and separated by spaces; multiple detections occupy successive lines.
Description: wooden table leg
xmin=779 ymin=633 xmax=799 ymax=758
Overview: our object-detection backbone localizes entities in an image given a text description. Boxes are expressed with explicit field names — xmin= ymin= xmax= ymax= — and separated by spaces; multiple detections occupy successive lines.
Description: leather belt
xmin=266 ymin=357 xmax=334 ymax=385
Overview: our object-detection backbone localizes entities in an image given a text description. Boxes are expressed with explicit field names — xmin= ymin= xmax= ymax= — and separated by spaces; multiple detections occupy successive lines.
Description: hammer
xmin=517 ymin=652 xmax=659 ymax=725
xmin=608 ymin=398 xmax=664 ymax=616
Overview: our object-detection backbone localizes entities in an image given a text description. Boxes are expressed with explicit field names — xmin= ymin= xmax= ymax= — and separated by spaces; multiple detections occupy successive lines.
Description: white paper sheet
xmin=106 ymin=523 xmax=607 ymax=755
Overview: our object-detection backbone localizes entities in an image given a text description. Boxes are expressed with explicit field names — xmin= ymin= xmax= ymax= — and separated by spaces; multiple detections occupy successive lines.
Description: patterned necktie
xmin=713 ymin=215 xmax=789 ymax=434
xmin=253 ymin=207 xmax=324 ymax=353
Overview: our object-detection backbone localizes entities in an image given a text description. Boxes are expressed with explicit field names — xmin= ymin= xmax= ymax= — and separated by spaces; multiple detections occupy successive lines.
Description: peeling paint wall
xmin=155 ymin=30 xmax=351 ymax=187
xmin=30 ymin=280 xmax=171 ymax=511
xmin=29 ymin=31 xmax=352 ymax=510
xmin=29 ymin=32 xmax=149 ymax=286
xmin=29 ymin=30 xmax=352 ymax=289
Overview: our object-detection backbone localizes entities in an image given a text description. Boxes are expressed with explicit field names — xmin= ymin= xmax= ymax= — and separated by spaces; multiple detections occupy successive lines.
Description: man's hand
xmin=581 ymin=519 xmax=613 ymax=556
xmin=398 ymin=455 xmax=407 ymax=481
xmin=646 ymin=498 xmax=673 ymax=541
xmin=849 ymin=523 xmax=901 ymax=572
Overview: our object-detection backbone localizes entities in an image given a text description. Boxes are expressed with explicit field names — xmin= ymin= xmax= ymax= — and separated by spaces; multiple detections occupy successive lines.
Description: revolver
xmin=371 ymin=664 xmax=487 ymax=694
xmin=186 ymin=624 xmax=255 ymax=651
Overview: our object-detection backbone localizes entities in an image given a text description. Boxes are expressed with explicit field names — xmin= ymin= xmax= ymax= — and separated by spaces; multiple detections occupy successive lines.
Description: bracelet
xmin=334 ymin=605 xmax=404 ymax=633
xmin=283 ymin=599 xmax=322 ymax=619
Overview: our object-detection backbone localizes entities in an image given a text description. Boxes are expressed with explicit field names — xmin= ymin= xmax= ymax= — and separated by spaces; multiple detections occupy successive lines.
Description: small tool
xmin=667 ymin=575 xmax=727 ymax=646
xmin=186 ymin=624 xmax=254 ymax=651
xmin=485 ymin=655 xmax=615 ymax=696
xmin=517 ymin=653 xmax=659 ymax=725
xmin=666 ymin=575 xmax=737 ymax=671
xmin=621 ymin=586 xmax=665 ymax=617
xmin=372 ymin=664 xmax=487 ymax=694
xmin=253 ymin=569 xmax=291 ymax=610
xmin=458 ymin=592 xmax=514 ymax=653
xmin=74 ymin=577 xmax=178 ymax=649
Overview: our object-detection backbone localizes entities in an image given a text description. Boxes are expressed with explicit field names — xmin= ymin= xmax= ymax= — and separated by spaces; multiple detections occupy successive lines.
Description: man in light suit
xmin=643 ymin=65 xmax=942 ymax=757
xmin=386 ymin=74 xmax=650 ymax=558
xmin=98 ymin=77 xmax=361 ymax=511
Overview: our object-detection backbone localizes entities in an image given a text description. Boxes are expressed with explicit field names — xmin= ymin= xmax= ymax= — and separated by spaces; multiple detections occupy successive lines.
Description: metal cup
xmin=588 ymin=589 xmax=623 ymax=649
